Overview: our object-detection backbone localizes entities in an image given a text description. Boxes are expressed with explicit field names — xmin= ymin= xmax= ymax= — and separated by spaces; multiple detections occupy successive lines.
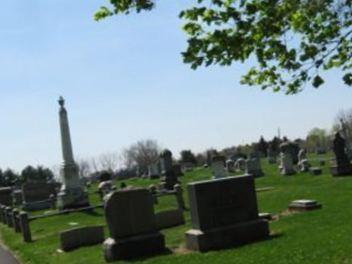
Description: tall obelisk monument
xmin=57 ymin=96 xmax=89 ymax=210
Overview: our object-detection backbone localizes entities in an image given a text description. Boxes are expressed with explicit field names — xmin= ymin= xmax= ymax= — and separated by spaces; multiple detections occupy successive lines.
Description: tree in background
xmin=180 ymin=150 xmax=197 ymax=164
xmin=122 ymin=139 xmax=161 ymax=173
xmin=334 ymin=109 xmax=352 ymax=143
xmin=306 ymin=128 xmax=330 ymax=153
xmin=95 ymin=0 xmax=352 ymax=94
xmin=21 ymin=166 xmax=54 ymax=183
xmin=98 ymin=152 xmax=120 ymax=173
xmin=205 ymin=148 xmax=219 ymax=165
xmin=2 ymin=169 xmax=19 ymax=186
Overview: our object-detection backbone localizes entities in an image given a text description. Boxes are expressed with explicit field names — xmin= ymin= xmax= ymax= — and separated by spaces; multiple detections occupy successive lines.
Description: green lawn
xmin=2 ymin=154 xmax=352 ymax=264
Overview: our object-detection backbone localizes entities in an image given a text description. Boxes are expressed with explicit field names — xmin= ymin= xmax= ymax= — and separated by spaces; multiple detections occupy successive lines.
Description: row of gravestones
xmin=0 ymin=204 xmax=32 ymax=242
xmin=102 ymin=174 xmax=269 ymax=262
xmin=0 ymin=182 xmax=58 ymax=211
xmin=214 ymin=155 xmax=264 ymax=178
xmin=147 ymin=150 xmax=186 ymax=180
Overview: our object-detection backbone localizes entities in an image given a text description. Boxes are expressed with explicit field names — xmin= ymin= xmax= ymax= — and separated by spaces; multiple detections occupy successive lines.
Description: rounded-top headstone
xmin=160 ymin=149 xmax=172 ymax=158
xmin=104 ymin=189 xmax=157 ymax=239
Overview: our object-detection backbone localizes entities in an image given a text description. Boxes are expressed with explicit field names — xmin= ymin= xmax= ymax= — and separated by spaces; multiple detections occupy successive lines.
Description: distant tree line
xmin=0 ymin=165 xmax=55 ymax=187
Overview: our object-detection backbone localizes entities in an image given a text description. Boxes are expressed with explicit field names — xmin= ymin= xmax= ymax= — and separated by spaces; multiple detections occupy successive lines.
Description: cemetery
xmin=0 ymin=98 xmax=351 ymax=264
xmin=1 ymin=1 xmax=352 ymax=263
xmin=0 ymin=122 xmax=352 ymax=263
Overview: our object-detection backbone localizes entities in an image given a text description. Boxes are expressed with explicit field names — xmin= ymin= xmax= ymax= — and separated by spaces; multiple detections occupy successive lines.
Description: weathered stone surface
xmin=60 ymin=226 xmax=104 ymax=251
xmin=0 ymin=188 xmax=12 ymax=206
xmin=212 ymin=156 xmax=226 ymax=179
xmin=103 ymin=188 xmax=165 ymax=261
xmin=22 ymin=182 xmax=56 ymax=211
xmin=331 ymin=132 xmax=352 ymax=176
xmin=185 ymin=175 xmax=269 ymax=251
xmin=103 ymin=233 xmax=165 ymax=262
xmin=186 ymin=219 xmax=269 ymax=252
xmin=279 ymin=153 xmax=296 ymax=176
xmin=245 ymin=158 xmax=264 ymax=177
xmin=57 ymin=97 xmax=90 ymax=210
xmin=105 ymin=189 xmax=156 ymax=238
xmin=159 ymin=150 xmax=178 ymax=190
xmin=155 ymin=209 xmax=185 ymax=230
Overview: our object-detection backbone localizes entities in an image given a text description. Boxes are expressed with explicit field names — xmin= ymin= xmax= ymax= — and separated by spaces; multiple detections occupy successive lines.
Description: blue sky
xmin=0 ymin=0 xmax=351 ymax=171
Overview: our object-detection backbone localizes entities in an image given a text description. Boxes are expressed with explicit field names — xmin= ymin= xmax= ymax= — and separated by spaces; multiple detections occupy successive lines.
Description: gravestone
xmin=226 ymin=159 xmax=235 ymax=173
xmin=0 ymin=187 xmax=12 ymax=206
xmin=103 ymin=189 xmax=165 ymax=261
xmin=234 ymin=158 xmax=246 ymax=171
xmin=297 ymin=149 xmax=310 ymax=172
xmin=267 ymin=146 xmax=277 ymax=164
xmin=331 ymin=132 xmax=352 ymax=176
xmin=280 ymin=141 xmax=299 ymax=164
xmin=245 ymin=158 xmax=264 ymax=177
xmin=185 ymin=175 xmax=269 ymax=252
xmin=159 ymin=149 xmax=179 ymax=190
xmin=173 ymin=164 xmax=183 ymax=177
xmin=181 ymin=162 xmax=195 ymax=172
xmin=60 ymin=226 xmax=104 ymax=251
xmin=148 ymin=163 xmax=160 ymax=179
xmin=98 ymin=180 xmax=114 ymax=201
xmin=12 ymin=189 xmax=23 ymax=206
xmin=22 ymin=182 xmax=56 ymax=211
xmin=212 ymin=156 xmax=226 ymax=179
xmin=279 ymin=153 xmax=296 ymax=176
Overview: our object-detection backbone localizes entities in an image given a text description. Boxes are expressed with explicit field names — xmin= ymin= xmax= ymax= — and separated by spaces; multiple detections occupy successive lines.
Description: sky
xmin=0 ymin=0 xmax=351 ymax=172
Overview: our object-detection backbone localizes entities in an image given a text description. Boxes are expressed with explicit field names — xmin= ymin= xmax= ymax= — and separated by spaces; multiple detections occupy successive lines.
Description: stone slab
xmin=155 ymin=209 xmax=185 ymax=230
xmin=289 ymin=200 xmax=322 ymax=212
xmin=103 ymin=232 xmax=165 ymax=262
xmin=331 ymin=164 xmax=352 ymax=177
xmin=0 ymin=188 xmax=12 ymax=206
xmin=187 ymin=175 xmax=259 ymax=231
xmin=105 ymin=189 xmax=156 ymax=239
xmin=185 ymin=219 xmax=269 ymax=252
xmin=60 ymin=225 xmax=105 ymax=251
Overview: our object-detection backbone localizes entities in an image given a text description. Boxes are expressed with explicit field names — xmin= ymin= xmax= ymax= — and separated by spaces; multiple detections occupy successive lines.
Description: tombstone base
xmin=330 ymin=164 xmax=352 ymax=176
xmin=160 ymin=177 xmax=179 ymax=191
xmin=185 ymin=219 xmax=269 ymax=252
xmin=280 ymin=169 xmax=296 ymax=176
xmin=246 ymin=170 xmax=264 ymax=178
xmin=22 ymin=200 xmax=52 ymax=211
xmin=57 ymin=187 xmax=90 ymax=211
xmin=103 ymin=232 xmax=165 ymax=262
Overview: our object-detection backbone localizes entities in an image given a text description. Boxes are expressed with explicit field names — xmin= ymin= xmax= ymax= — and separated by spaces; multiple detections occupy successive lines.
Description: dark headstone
xmin=331 ymin=132 xmax=352 ymax=176
xmin=155 ymin=209 xmax=185 ymax=230
xmin=0 ymin=187 xmax=12 ymax=206
xmin=159 ymin=150 xmax=179 ymax=190
xmin=60 ymin=226 xmax=105 ymax=251
xmin=22 ymin=182 xmax=56 ymax=210
xmin=103 ymin=189 xmax=165 ymax=261
xmin=185 ymin=175 xmax=269 ymax=252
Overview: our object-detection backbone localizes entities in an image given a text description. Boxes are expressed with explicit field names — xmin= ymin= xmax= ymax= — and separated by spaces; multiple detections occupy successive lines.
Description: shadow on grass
xmin=83 ymin=210 xmax=103 ymax=217
xmin=123 ymin=248 xmax=173 ymax=263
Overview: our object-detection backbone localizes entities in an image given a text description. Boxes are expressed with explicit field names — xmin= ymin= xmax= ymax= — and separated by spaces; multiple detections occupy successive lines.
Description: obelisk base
xmin=57 ymin=187 xmax=90 ymax=210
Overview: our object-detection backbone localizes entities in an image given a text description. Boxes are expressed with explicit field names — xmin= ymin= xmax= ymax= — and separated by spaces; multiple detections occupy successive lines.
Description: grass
xmin=2 ymin=154 xmax=352 ymax=264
